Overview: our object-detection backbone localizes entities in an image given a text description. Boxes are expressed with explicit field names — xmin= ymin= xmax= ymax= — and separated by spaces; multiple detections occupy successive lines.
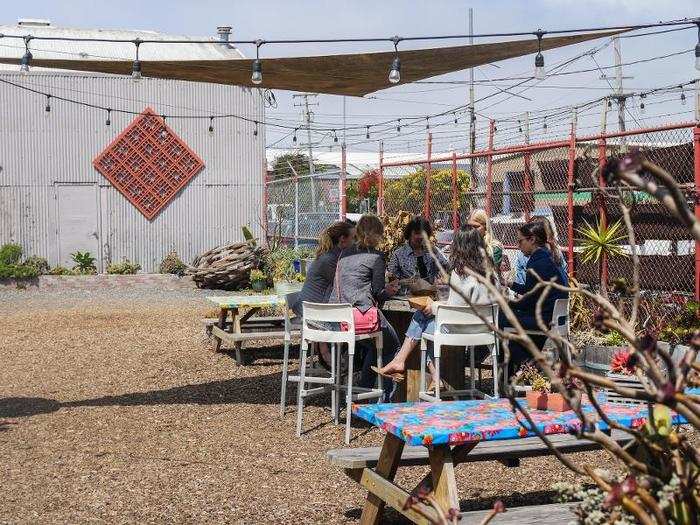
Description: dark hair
xmin=519 ymin=222 xmax=548 ymax=246
xmin=450 ymin=225 xmax=491 ymax=277
xmin=344 ymin=218 xmax=357 ymax=226
xmin=528 ymin=215 xmax=563 ymax=264
xmin=403 ymin=216 xmax=433 ymax=241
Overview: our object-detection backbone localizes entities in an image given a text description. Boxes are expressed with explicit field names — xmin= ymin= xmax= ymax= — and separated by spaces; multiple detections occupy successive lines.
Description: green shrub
xmin=49 ymin=266 xmax=76 ymax=276
xmin=71 ymin=251 xmax=97 ymax=274
xmin=106 ymin=259 xmax=141 ymax=275
xmin=265 ymin=246 xmax=314 ymax=282
xmin=0 ymin=263 xmax=39 ymax=280
xmin=604 ymin=330 xmax=627 ymax=347
xmin=24 ymin=256 xmax=50 ymax=275
xmin=0 ymin=243 xmax=23 ymax=265
xmin=159 ymin=251 xmax=187 ymax=276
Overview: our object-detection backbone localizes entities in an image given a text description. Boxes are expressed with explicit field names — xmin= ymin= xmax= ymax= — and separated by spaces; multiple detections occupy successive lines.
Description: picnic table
xmin=206 ymin=294 xmax=300 ymax=365
xmin=382 ymin=297 xmax=469 ymax=402
xmin=349 ymin=396 xmax=691 ymax=524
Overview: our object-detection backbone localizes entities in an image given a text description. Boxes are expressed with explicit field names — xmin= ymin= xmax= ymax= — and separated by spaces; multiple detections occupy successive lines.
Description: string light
xmin=425 ymin=117 xmax=430 ymax=130
xmin=251 ymin=40 xmax=264 ymax=85
xmin=253 ymin=121 xmax=258 ymax=137
xmin=518 ymin=119 xmax=523 ymax=133
xmin=680 ymin=87 xmax=687 ymax=106
xmin=453 ymin=112 xmax=458 ymax=124
xmin=208 ymin=116 xmax=214 ymax=135
xmin=44 ymin=94 xmax=51 ymax=116
xmin=396 ymin=119 xmax=401 ymax=133
xmin=105 ymin=108 xmax=111 ymax=126
xmin=607 ymin=98 xmax=613 ymax=108
xmin=543 ymin=117 xmax=547 ymax=131
xmin=366 ymin=125 xmax=370 ymax=139
xmin=333 ymin=129 xmax=338 ymax=142
xmin=160 ymin=115 xmax=168 ymax=138
xmin=388 ymin=36 xmax=401 ymax=84
xmin=292 ymin=128 xmax=298 ymax=143
xmin=19 ymin=36 xmax=32 ymax=75
xmin=132 ymin=39 xmax=142 ymax=83
xmin=534 ymin=30 xmax=546 ymax=80
xmin=639 ymin=93 xmax=646 ymax=114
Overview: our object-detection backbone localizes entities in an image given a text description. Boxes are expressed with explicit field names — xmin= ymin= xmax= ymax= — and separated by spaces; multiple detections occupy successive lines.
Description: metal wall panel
xmin=0 ymin=72 xmax=265 ymax=272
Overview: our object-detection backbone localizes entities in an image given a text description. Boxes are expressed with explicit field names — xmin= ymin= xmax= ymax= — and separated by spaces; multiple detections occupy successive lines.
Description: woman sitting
xmin=513 ymin=216 xmax=568 ymax=286
xmin=375 ymin=225 xmax=497 ymax=386
xmin=330 ymin=214 xmax=400 ymax=397
xmin=467 ymin=209 xmax=503 ymax=271
xmin=501 ymin=221 xmax=568 ymax=375
xmin=387 ymin=216 xmax=448 ymax=284
xmin=289 ymin=221 xmax=355 ymax=368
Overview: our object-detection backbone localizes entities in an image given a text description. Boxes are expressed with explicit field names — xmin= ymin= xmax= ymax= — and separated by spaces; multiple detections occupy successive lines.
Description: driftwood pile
xmin=188 ymin=241 xmax=267 ymax=290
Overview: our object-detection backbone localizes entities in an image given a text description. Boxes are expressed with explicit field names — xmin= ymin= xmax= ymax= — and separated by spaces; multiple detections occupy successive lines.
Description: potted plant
xmin=525 ymin=373 xmax=572 ymax=412
xmin=249 ymin=269 xmax=268 ymax=292
xmin=577 ymin=219 xmax=627 ymax=299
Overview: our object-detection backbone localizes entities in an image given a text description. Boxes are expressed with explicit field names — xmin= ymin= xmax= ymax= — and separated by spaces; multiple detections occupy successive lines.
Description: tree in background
xmin=384 ymin=167 xmax=470 ymax=215
xmin=270 ymin=152 xmax=333 ymax=180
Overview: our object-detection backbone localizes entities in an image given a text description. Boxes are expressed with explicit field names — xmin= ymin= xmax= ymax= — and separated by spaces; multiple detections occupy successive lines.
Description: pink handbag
xmin=335 ymin=250 xmax=381 ymax=334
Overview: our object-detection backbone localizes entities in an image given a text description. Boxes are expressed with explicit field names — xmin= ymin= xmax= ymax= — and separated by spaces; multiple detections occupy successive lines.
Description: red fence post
xmin=424 ymin=133 xmax=433 ymax=219
xmin=378 ymin=141 xmax=385 ymax=215
xmin=694 ymin=124 xmax=700 ymax=300
xmin=598 ymin=134 xmax=609 ymax=289
xmin=566 ymin=111 xmax=577 ymax=278
xmin=340 ymin=143 xmax=347 ymax=220
xmin=451 ymin=152 xmax=459 ymax=230
xmin=485 ymin=121 xmax=495 ymax=217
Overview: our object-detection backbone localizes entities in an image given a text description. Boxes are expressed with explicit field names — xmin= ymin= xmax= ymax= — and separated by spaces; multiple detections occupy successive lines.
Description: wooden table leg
xmin=214 ymin=308 xmax=229 ymax=352
xmin=359 ymin=433 xmax=405 ymax=525
xmin=428 ymin=445 xmax=460 ymax=516
xmin=231 ymin=307 xmax=243 ymax=365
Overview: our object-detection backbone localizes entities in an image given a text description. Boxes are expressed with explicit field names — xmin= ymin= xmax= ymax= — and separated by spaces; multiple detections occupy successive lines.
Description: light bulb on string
xmin=20 ymin=36 xmax=32 ymax=75
xmin=607 ymin=98 xmax=613 ymax=109
xmin=680 ymin=86 xmax=687 ymax=106
xmin=132 ymin=39 xmax=142 ymax=83
xmin=518 ymin=120 xmax=522 ymax=133
xmin=44 ymin=94 xmax=51 ymax=117
xmin=396 ymin=119 xmax=401 ymax=133
xmin=639 ymin=94 xmax=646 ymax=115
xmin=388 ymin=36 xmax=401 ymax=84
xmin=366 ymin=126 xmax=370 ymax=140
xmin=253 ymin=121 xmax=258 ymax=137
xmin=333 ymin=129 xmax=338 ymax=143
xmin=159 ymin=116 xmax=168 ymax=139
xmin=695 ymin=22 xmax=700 ymax=71
xmin=251 ymin=40 xmax=264 ymax=85
xmin=292 ymin=128 xmax=298 ymax=144
xmin=105 ymin=108 xmax=112 ymax=127
xmin=543 ymin=117 xmax=547 ymax=132
xmin=453 ymin=113 xmax=458 ymax=125
xmin=534 ymin=30 xmax=546 ymax=80
xmin=208 ymin=116 xmax=214 ymax=136
xmin=425 ymin=117 xmax=430 ymax=130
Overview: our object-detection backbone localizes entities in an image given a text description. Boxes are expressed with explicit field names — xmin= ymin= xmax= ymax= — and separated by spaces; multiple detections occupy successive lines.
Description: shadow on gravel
xmin=0 ymin=396 xmax=61 ymax=418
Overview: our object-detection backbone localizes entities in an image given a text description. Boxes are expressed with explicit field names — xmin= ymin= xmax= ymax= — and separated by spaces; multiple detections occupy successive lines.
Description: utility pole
xmin=613 ymin=36 xmax=625 ymax=134
xmin=468 ymin=8 xmax=476 ymax=178
xmin=292 ymin=93 xmax=319 ymax=211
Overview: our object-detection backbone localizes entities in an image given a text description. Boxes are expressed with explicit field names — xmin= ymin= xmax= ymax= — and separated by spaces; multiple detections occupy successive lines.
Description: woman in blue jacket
xmin=501 ymin=221 xmax=568 ymax=376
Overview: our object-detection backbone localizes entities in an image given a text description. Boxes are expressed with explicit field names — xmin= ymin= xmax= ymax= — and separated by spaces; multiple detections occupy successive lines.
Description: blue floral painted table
xmin=351 ymin=394 xmax=694 ymax=524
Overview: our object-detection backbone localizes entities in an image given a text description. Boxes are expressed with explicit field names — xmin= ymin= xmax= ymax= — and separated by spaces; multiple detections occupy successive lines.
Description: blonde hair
xmin=316 ymin=221 xmax=354 ymax=257
xmin=468 ymin=209 xmax=500 ymax=255
xmin=356 ymin=214 xmax=384 ymax=249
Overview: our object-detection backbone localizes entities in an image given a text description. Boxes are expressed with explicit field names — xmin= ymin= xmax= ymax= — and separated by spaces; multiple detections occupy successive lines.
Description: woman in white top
xmin=374 ymin=225 xmax=496 ymax=383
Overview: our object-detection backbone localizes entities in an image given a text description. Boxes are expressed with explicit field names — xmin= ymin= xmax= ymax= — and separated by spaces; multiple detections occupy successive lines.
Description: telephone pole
xmin=468 ymin=8 xmax=476 ymax=177
xmin=292 ymin=93 xmax=319 ymax=175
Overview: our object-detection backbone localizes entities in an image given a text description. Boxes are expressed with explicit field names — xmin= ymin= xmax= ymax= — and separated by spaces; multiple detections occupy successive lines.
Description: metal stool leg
xmin=295 ymin=339 xmax=309 ymax=436
xmin=345 ymin=341 xmax=355 ymax=445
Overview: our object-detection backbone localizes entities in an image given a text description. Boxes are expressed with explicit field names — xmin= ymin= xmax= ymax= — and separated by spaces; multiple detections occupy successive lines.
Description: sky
xmin=3 ymin=0 xmax=698 ymax=161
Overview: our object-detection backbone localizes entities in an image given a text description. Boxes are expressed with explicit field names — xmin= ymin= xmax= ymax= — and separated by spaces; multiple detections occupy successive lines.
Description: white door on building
xmin=56 ymin=184 xmax=101 ymax=270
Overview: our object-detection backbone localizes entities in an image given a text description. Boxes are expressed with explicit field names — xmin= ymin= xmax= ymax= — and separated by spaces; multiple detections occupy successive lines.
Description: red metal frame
xmin=424 ymin=133 xmax=433 ymax=218
xmin=451 ymin=152 xmax=459 ymax=231
xmin=378 ymin=142 xmax=385 ymax=215
xmin=93 ymin=107 xmax=205 ymax=221
xmin=597 ymin=136 xmax=609 ymax=289
xmin=566 ymin=119 xmax=577 ymax=278
xmin=485 ymin=120 xmax=495 ymax=217
xmin=694 ymin=124 xmax=700 ymax=300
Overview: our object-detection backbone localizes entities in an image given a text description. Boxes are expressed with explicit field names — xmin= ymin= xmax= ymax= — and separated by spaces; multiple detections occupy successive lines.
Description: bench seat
xmin=459 ymin=502 xmax=576 ymax=524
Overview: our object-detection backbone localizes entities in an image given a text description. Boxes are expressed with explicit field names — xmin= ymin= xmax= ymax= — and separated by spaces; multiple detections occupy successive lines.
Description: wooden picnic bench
xmin=459 ymin=502 xmax=576 ymax=524
xmin=205 ymin=294 xmax=301 ymax=365
xmin=340 ymin=396 xmax=692 ymax=525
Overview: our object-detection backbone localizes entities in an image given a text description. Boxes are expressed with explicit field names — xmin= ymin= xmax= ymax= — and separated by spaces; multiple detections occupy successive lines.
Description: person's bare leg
xmin=319 ymin=342 xmax=332 ymax=365
xmin=378 ymin=338 xmax=418 ymax=375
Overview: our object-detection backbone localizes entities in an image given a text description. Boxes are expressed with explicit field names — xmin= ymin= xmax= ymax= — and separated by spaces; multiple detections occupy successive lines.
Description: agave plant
xmin=577 ymin=219 xmax=627 ymax=297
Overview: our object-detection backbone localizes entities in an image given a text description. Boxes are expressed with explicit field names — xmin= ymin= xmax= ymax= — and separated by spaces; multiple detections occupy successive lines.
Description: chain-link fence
xmin=266 ymin=171 xmax=342 ymax=247
xmin=378 ymin=123 xmax=698 ymax=296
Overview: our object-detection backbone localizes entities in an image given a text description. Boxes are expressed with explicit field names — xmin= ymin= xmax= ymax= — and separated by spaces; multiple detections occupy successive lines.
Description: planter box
xmin=605 ymin=373 xmax=647 ymax=405
xmin=526 ymin=391 xmax=571 ymax=412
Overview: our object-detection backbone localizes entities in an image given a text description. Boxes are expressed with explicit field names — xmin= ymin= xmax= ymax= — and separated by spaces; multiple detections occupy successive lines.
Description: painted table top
xmin=206 ymin=294 xmax=286 ymax=308
xmin=353 ymin=392 xmax=696 ymax=447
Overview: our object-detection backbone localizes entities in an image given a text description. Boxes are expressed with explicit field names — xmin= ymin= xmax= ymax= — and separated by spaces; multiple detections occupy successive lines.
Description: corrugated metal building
xmin=0 ymin=20 xmax=265 ymax=272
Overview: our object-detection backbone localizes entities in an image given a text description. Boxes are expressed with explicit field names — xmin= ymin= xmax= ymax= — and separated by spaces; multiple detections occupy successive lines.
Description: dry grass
xmin=0 ymin=294 xmax=621 ymax=524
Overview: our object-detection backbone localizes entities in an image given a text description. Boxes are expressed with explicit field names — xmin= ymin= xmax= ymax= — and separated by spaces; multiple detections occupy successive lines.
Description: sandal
xmin=371 ymin=366 xmax=405 ymax=383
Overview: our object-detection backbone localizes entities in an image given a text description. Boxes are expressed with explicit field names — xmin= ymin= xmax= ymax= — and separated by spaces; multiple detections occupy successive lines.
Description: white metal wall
xmin=0 ymin=72 xmax=265 ymax=272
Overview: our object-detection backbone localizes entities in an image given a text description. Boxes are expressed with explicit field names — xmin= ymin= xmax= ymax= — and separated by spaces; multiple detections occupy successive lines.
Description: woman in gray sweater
xmin=330 ymin=215 xmax=400 ymax=398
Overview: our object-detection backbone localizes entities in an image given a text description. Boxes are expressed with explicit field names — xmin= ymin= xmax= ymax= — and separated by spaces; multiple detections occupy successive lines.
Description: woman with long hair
xmin=513 ymin=216 xmax=568 ymax=286
xmin=330 ymin=214 xmax=400 ymax=398
xmin=468 ymin=209 xmax=504 ymax=270
xmin=502 ymin=221 xmax=568 ymax=374
xmin=374 ymin=225 xmax=496 ymax=384
xmin=289 ymin=221 xmax=355 ymax=368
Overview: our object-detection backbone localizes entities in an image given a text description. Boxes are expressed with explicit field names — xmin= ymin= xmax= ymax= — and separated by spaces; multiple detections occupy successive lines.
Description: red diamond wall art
xmin=93 ymin=108 xmax=205 ymax=220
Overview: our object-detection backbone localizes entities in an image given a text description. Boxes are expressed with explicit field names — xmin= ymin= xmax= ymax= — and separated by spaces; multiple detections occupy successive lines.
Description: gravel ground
xmin=0 ymin=286 xmax=622 ymax=524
